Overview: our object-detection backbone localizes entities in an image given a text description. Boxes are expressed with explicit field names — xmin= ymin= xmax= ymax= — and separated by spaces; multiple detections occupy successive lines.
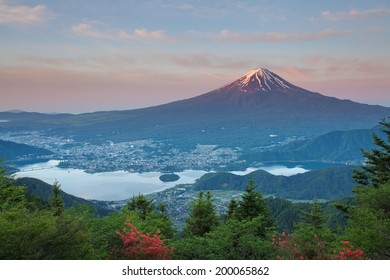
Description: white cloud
xmin=0 ymin=1 xmax=52 ymax=25
xmin=322 ymin=8 xmax=390 ymax=21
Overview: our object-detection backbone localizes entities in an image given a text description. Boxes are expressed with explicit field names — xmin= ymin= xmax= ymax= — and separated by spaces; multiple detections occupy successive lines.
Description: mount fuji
xmin=218 ymin=68 xmax=301 ymax=93
xmin=1 ymin=68 xmax=389 ymax=147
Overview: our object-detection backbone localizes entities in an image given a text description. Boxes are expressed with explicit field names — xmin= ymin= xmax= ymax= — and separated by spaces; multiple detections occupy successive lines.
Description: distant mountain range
xmin=193 ymin=165 xmax=357 ymax=200
xmin=1 ymin=68 xmax=389 ymax=148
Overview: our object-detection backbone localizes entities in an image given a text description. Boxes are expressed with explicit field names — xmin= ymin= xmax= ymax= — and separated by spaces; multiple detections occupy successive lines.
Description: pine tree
xmin=353 ymin=117 xmax=390 ymax=189
xmin=344 ymin=117 xmax=390 ymax=259
xmin=184 ymin=191 xmax=219 ymax=236
xmin=227 ymin=198 xmax=238 ymax=220
xmin=236 ymin=177 xmax=270 ymax=222
xmin=0 ymin=160 xmax=27 ymax=211
xmin=301 ymin=201 xmax=326 ymax=230
xmin=50 ymin=180 xmax=64 ymax=217
xmin=126 ymin=194 xmax=154 ymax=220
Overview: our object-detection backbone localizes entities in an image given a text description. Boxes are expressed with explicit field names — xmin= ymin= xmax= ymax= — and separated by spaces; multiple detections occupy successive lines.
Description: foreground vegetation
xmin=0 ymin=118 xmax=389 ymax=259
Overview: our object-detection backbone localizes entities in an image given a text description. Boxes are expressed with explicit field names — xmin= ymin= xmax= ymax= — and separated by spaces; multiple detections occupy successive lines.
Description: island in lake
xmin=159 ymin=173 xmax=180 ymax=182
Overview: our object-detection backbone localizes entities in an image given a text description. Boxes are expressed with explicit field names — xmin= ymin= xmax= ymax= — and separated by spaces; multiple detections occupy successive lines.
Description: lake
xmin=15 ymin=160 xmax=309 ymax=201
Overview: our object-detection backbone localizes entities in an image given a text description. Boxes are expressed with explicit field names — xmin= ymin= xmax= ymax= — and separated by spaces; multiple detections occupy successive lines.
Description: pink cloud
xmin=0 ymin=1 xmax=53 ymax=25
xmin=270 ymin=66 xmax=312 ymax=80
xmin=303 ymin=55 xmax=390 ymax=79
xmin=134 ymin=29 xmax=167 ymax=40
xmin=16 ymin=54 xmax=139 ymax=73
xmin=170 ymin=53 xmax=253 ymax=70
xmin=71 ymin=23 xmax=113 ymax=39
xmin=216 ymin=29 xmax=351 ymax=42
xmin=322 ymin=8 xmax=390 ymax=21
xmin=118 ymin=28 xmax=171 ymax=41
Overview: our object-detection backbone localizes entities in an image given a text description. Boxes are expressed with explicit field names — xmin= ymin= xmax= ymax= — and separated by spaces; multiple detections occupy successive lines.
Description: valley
xmin=0 ymin=130 xmax=243 ymax=173
xmin=1 ymin=68 xmax=388 ymax=194
xmin=1 ymin=67 xmax=389 ymax=261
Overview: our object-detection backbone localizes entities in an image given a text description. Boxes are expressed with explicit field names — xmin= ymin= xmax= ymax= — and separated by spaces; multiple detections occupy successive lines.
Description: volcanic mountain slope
xmin=1 ymin=68 xmax=389 ymax=147
xmin=218 ymin=68 xmax=303 ymax=93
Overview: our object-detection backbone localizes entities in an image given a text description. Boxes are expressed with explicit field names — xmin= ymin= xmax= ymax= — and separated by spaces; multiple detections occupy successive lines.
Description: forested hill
xmin=0 ymin=139 xmax=52 ymax=163
xmin=193 ymin=166 xmax=357 ymax=200
xmin=15 ymin=177 xmax=111 ymax=216
xmin=241 ymin=126 xmax=385 ymax=164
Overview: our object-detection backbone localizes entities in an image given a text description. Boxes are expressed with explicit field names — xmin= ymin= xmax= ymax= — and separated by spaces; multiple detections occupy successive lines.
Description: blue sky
xmin=1 ymin=0 xmax=389 ymax=113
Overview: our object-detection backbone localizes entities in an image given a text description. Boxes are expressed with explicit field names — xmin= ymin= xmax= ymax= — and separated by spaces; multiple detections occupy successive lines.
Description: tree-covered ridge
xmin=0 ymin=139 xmax=52 ymax=163
xmin=242 ymin=126 xmax=385 ymax=164
xmin=0 ymin=117 xmax=389 ymax=260
xmin=14 ymin=177 xmax=111 ymax=216
xmin=193 ymin=165 xmax=356 ymax=200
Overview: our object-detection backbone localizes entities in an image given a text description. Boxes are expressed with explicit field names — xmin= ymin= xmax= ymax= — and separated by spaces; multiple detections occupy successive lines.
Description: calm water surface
xmin=15 ymin=160 xmax=308 ymax=200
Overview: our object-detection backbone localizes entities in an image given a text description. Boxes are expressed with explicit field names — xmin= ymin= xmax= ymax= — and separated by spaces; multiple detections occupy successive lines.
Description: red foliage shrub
xmin=273 ymin=233 xmax=367 ymax=260
xmin=332 ymin=242 xmax=366 ymax=260
xmin=114 ymin=223 xmax=174 ymax=260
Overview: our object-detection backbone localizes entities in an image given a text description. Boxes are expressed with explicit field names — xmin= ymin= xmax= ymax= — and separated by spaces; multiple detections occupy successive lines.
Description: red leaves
xmin=333 ymin=242 xmax=366 ymax=260
xmin=273 ymin=233 xmax=305 ymax=260
xmin=273 ymin=233 xmax=367 ymax=260
xmin=114 ymin=223 xmax=174 ymax=260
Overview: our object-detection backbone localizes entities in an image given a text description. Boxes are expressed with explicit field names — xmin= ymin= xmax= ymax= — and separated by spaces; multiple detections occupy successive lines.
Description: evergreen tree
xmin=236 ymin=177 xmax=270 ymax=222
xmin=50 ymin=181 xmax=64 ymax=217
xmin=123 ymin=195 xmax=175 ymax=240
xmin=0 ymin=163 xmax=93 ymax=259
xmin=227 ymin=198 xmax=238 ymax=220
xmin=353 ymin=117 xmax=390 ymax=189
xmin=0 ymin=160 xmax=26 ymax=212
xmin=344 ymin=183 xmax=390 ymax=259
xmin=301 ymin=201 xmax=326 ymax=230
xmin=157 ymin=202 xmax=169 ymax=219
xmin=184 ymin=191 xmax=219 ymax=236
xmin=126 ymin=194 xmax=154 ymax=220
xmin=39 ymin=214 xmax=92 ymax=259
xmin=284 ymin=202 xmax=336 ymax=260
xmin=0 ymin=159 xmax=13 ymax=188
xmin=173 ymin=216 xmax=276 ymax=260
xmin=344 ymin=117 xmax=390 ymax=259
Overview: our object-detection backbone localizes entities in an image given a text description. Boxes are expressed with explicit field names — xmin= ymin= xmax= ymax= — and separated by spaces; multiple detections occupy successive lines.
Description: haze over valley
xmin=1 ymin=68 xmax=389 ymax=205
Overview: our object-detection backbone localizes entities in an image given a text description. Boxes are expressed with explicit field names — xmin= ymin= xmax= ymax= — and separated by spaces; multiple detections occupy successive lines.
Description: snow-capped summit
xmin=218 ymin=68 xmax=301 ymax=93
